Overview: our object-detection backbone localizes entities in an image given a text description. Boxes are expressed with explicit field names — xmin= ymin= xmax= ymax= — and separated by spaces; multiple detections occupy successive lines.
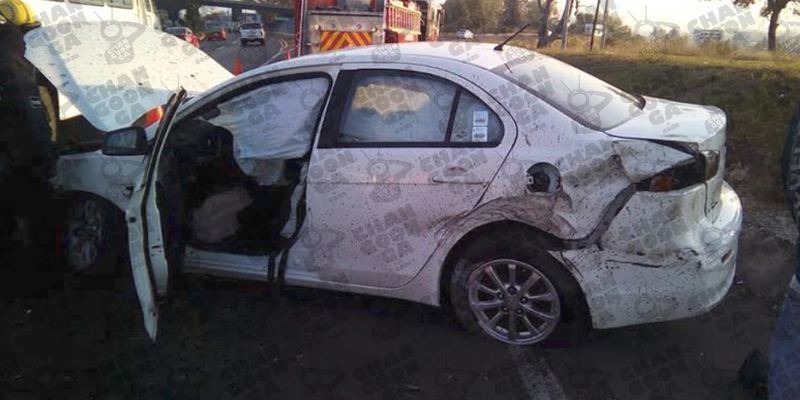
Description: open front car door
xmin=125 ymin=89 xmax=187 ymax=341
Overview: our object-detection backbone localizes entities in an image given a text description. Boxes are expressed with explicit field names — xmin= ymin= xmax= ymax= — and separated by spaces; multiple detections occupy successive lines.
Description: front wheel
xmin=64 ymin=196 xmax=125 ymax=274
xmin=449 ymin=233 xmax=587 ymax=346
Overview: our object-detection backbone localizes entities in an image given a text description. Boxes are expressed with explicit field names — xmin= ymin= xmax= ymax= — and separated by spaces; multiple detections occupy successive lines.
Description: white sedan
xmin=32 ymin=24 xmax=742 ymax=346
xmin=456 ymin=29 xmax=474 ymax=40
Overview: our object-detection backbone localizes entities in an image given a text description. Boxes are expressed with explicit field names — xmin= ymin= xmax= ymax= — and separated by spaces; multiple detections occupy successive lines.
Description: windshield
xmin=241 ymin=23 xmax=262 ymax=29
xmin=493 ymin=47 xmax=643 ymax=130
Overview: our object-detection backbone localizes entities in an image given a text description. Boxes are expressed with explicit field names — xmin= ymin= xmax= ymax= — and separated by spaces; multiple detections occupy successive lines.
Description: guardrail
xmin=439 ymin=32 xmax=538 ymax=41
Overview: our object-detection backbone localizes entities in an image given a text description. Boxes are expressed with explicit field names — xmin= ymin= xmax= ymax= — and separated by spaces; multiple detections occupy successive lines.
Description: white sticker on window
xmin=473 ymin=110 xmax=489 ymax=127
xmin=472 ymin=126 xmax=488 ymax=142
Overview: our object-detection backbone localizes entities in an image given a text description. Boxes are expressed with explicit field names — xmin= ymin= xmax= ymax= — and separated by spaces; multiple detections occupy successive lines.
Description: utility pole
xmin=589 ymin=0 xmax=601 ymax=50
xmin=600 ymin=0 xmax=610 ymax=49
xmin=560 ymin=0 xmax=574 ymax=50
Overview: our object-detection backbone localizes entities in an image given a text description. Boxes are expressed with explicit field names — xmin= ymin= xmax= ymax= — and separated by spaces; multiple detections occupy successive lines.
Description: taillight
xmin=637 ymin=150 xmax=720 ymax=192
xmin=648 ymin=174 xmax=679 ymax=192
xmin=132 ymin=106 xmax=164 ymax=128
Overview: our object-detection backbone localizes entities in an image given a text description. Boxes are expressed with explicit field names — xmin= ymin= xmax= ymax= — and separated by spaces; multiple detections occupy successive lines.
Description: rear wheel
xmin=449 ymin=231 xmax=587 ymax=346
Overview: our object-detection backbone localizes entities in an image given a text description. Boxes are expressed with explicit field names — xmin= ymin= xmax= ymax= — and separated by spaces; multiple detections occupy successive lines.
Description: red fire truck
xmin=292 ymin=0 xmax=444 ymax=56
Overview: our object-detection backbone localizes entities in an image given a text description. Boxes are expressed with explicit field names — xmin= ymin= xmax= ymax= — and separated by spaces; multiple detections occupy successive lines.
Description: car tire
xmin=240 ymin=39 xmax=246 ymax=46
xmin=64 ymin=195 xmax=126 ymax=275
xmin=449 ymin=229 xmax=588 ymax=346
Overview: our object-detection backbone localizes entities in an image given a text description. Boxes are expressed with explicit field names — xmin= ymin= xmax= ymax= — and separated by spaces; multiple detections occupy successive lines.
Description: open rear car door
xmin=125 ymin=89 xmax=187 ymax=341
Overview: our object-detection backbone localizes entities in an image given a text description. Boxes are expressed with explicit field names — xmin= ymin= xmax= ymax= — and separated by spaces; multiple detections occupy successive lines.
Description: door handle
xmin=430 ymin=166 xmax=484 ymax=185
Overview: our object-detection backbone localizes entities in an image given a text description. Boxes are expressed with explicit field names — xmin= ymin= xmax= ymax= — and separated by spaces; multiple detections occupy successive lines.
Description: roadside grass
xmin=504 ymin=37 xmax=800 ymax=206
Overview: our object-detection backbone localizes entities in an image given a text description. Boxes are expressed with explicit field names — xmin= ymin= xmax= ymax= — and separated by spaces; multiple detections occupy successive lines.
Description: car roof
xmin=252 ymin=42 xmax=528 ymax=75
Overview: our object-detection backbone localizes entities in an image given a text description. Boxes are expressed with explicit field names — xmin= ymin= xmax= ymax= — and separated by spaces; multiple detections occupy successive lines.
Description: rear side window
xmin=494 ymin=47 xmax=643 ymax=130
xmin=324 ymin=70 xmax=503 ymax=147
xmin=340 ymin=73 xmax=456 ymax=143
xmin=451 ymin=92 xmax=503 ymax=143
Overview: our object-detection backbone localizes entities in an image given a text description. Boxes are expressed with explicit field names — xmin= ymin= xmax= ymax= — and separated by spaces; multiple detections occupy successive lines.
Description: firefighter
xmin=0 ymin=0 xmax=60 ymax=294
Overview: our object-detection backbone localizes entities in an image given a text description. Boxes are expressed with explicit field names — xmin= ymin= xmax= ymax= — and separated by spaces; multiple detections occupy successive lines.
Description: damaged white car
xmin=34 ymin=28 xmax=742 ymax=345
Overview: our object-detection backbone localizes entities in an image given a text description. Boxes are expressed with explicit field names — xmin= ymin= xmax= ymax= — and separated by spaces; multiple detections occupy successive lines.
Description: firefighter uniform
xmin=0 ymin=1 xmax=60 ymax=292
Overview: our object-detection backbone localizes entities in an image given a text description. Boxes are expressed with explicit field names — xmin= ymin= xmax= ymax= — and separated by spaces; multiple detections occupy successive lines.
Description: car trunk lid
xmin=24 ymin=22 xmax=233 ymax=132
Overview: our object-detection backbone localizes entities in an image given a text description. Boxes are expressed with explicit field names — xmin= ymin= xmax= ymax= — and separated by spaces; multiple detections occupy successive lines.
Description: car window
xmin=338 ymin=72 xmax=457 ymax=143
xmin=242 ymin=23 xmax=262 ymax=29
xmin=195 ymin=77 xmax=330 ymax=185
xmin=451 ymin=92 xmax=502 ymax=143
xmin=494 ymin=47 xmax=643 ymax=130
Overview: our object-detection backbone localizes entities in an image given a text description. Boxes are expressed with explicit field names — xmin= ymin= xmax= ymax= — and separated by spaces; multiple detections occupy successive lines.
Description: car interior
xmin=155 ymin=115 xmax=307 ymax=258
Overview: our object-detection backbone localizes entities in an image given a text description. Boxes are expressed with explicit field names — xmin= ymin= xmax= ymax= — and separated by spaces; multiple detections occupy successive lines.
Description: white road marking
xmin=508 ymin=346 xmax=568 ymax=400
xmin=264 ymin=38 xmax=290 ymax=65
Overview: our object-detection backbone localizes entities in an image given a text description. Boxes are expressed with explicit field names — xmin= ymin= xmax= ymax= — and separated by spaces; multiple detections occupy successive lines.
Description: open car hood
xmin=24 ymin=22 xmax=233 ymax=132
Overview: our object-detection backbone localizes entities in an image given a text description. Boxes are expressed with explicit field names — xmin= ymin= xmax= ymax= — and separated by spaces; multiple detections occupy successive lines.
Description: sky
xmin=564 ymin=0 xmax=800 ymax=38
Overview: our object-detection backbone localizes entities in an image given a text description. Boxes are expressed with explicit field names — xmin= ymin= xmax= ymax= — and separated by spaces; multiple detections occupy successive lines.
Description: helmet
xmin=0 ymin=0 xmax=39 ymax=29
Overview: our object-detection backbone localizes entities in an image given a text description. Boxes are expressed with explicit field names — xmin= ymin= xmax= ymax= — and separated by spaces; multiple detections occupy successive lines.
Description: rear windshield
xmin=166 ymin=27 xmax=188 ymax=34
xmin=492 ymin=47 xmax=643 ymax=130
xmin=241 ymin=23 xmax=262 ymax=29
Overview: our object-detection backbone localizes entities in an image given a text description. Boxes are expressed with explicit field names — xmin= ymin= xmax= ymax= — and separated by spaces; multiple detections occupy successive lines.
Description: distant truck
xmin=293 ymin=0 xmax=444 ymax=56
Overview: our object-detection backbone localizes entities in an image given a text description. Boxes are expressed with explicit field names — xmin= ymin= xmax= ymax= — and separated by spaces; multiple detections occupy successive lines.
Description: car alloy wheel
xmin=66 ymin=198 xmax=105 ymax=273
xmin=467 ymin=259 xmax=561 ymax=345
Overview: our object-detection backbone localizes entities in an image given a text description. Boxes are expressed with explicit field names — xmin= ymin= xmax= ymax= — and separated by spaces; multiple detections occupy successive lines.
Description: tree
xmin=724 ymin=0 xmax=795 ymax=51
xmin=501 ymin=0 xmax=524 ymax=29
xmin=596 ymin=14 xmax=634 ymax=45
xmin=533 ymin=0 xmax=569 ymax=47
xmin=651 ymin=25 xmax=667 ymax=40
xmin=443 ymin=0 xmax=504 ymax=32
xmin=567 ymin=12 xmax=594 ymax=35
xmin=183 ymin=0 xmax=203 ymax=33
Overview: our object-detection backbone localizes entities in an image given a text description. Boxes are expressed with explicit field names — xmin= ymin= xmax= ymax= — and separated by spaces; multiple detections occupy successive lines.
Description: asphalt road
xmin=0 ymin=209 xmax=787 ymax=400
xmin=199 ymin=33 xmax=289 ymax=75
xmin=0 ymin=37 xmax=792 ymax=400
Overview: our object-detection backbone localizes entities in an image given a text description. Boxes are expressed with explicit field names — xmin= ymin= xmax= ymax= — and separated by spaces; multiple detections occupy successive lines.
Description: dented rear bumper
xmin=559 ymin=181 xmax=742 ymax=330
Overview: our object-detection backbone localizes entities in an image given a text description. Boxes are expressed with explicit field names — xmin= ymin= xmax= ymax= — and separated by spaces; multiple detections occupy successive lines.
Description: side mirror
xmin=102 ymin=126 xmax=148 ymax=156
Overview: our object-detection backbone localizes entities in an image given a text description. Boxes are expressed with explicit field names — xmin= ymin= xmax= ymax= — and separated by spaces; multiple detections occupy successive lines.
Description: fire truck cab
xmin=294 ymin=0 xmax=443 ymax=55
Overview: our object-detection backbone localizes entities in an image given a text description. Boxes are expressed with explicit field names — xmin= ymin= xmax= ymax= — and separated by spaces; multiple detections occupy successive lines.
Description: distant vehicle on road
xmin=206 ymin=21 xmax=228 ymax=40
xmin=26 ymin=0 xmax=160 ymax=29
xmin=239 ymin=22 xmax=266 ymax=46
xmin=165 ymin=26 xmax=199 ymax=47
xmin=456 ymin=29 xmax=474 ymax=39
